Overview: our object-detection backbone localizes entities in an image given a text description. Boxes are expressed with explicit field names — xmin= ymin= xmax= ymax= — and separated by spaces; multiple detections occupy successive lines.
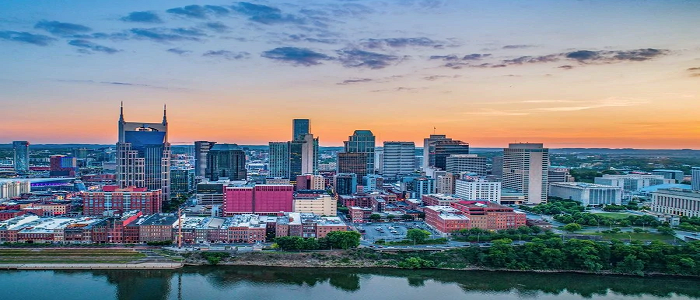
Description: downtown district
xmin=1 ymin=106 xmax=699 ymax=246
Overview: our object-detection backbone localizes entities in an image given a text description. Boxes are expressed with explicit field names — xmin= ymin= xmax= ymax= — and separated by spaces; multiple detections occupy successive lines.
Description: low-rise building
xmin=549 ymin=182 xmax=623 ymax=206
xmin=293 ymin=194 xmax=337 ymax=216
xmin=450 ymin=201 xmax=526 ymax=230
xmin=423 ymin=206 xmax=470 ymax=233
xmin=594 ymin=174 xmax=674 ymax=192
xmin=651 ymin=188 xmax=700 ymax=218
xmin=349 ymin=206 xmax=372 ymax=223
xmin=422 ymin=194 xmax=462 ymax=206
xmin=82 ymin=186 xmax=162 ymax=216
xmin=455 ymin=179 xmax=501 ymax=203
xmin=138 ymin=214 xmax=178 ymax=242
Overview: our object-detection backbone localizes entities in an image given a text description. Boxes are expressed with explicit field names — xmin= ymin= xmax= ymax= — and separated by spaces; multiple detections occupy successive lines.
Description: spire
xmin=119 ymin=101 xmax=124 ymax=122
xmin=162 ymin=104 xmax=167 ymax=125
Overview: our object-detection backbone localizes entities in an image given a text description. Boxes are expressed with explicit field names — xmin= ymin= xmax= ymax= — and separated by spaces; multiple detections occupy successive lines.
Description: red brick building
xmin=0 ymin=210 xmax=25 ymax=221
xmin=424 ymin=206 xmax=470 ymax=233
xmin=450 ymin=201 xmax=527 ymax=230
xmin=82 ymin=186 xmax=162 ymax=216
xmin=349 ymin=206 xmax=373 ymax=223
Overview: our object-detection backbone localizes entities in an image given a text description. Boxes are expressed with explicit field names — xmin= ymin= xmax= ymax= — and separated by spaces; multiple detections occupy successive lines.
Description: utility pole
xmin=177 ymin=207 xmax=183 ymax=248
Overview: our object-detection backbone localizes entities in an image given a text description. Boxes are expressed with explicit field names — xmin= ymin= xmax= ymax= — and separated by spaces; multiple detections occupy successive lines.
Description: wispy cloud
xmin=34 ymin=20 xmax=91 ymax=36
xmin=503 ymin=44 xmax=536 ymax=49
xmin=231 ymin=2 xmax=306 ymax=25
xmin=203 ymin=50 xmax=250 ymax=60
xmin=261 ymin=47 xmax=333 ymax=66
xmin=337 ymin=78 xmax=373 ymax=85
xmin=360 ymin=37 xmax=445 ymax=49
xmin=0 ymin=31 xmax=55 ymax=46
xmin=167 ymin=48 xmax=191 ymax=55
xmin=533 ymin=97 xmax=648 ymax=112
xmin=120 ymin=11 xmax=162 ymax=23
xmin=68 ymin=40 xmax=119 ymax=54
xmin=130 ymin=28 xmax=203 ymax=42
xmin=462 ymin=109 xmax=530 ymax=116
xmin=337 ymin=48 xmax=402 ymax=69
xmin=166 ymin=5 xmax=209 ymax=19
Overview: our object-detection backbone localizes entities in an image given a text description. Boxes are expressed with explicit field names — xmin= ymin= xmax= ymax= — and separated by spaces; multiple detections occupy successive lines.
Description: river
xmin=1 ymin=266 xmax=698 ymax=300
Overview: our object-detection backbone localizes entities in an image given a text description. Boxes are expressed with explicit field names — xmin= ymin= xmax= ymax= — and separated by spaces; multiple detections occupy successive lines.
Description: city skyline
xmin=2 ymin=1 xmax=700 ymax=148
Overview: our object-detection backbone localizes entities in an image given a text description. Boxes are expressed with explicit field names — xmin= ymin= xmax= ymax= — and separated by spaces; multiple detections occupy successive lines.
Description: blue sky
xmin=1 ymin=0 xmax=700 ymax=148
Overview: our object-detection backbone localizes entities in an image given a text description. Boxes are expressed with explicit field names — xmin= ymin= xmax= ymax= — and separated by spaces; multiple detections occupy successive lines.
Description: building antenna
xmin=433 ymin=126 xmax=436 ymax=135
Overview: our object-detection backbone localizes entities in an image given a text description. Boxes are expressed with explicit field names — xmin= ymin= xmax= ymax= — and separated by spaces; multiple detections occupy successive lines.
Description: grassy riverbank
xmin=181 ymin=237 xmax=700 ymax=277
xmin=0 ymin=248 xmax=146 ymax=264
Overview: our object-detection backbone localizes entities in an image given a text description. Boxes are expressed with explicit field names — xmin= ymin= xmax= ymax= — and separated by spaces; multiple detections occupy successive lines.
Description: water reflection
xmin=49 ymin=267 xmax=700 ymax=300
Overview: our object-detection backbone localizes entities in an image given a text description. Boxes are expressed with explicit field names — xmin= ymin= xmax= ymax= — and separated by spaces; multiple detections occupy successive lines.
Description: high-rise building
xmin=300 ymin=134 xmax=319 ymax=175
xmin=502 ymin=143 xmax=549 ymax=204
xmin=412 ymin=177 xmax=435 ymax=198
xmin=292 ymin=119 xmax=310 ymax=141
xmin=692 ymin=167 xmax=700 ymax=191
xmin=269 ymin=142 xmax=290 ymax=178
xmin=382 ymin=141 xmax=415 ymax=180
xmin=170 ymin=167 xmax=195 ymax=197
xmin=116 ymin=103 xmax=171 ymax=199
xmin=423 ymin=134 xmax=469 ymax=170
xmin=423 ymin=135 xmax=449 ymax=170
xmin=12 ymin=141 xmax=29 ymax=173
xmin=206 ymin=144 xmax=247 ymax=181
xmin=334 ymin=173 xmax=357 ymax=195
xmin=337 ymin=152 xmax=369 ymax=177
xmin=433 ymin=140 xmax=470 ymax=170
xmin=491 ymin=156 xmax=503 ymax=178
xmin=340 ymin=130 xmax=375 ymax=176
xmin=446 ymin=154 xmax=486 ymax=176
xmin=375 ymin=147 xmax=384 ymax=174
xmin=271 ymin=120 xmax=319 ymax=179
xmin=194 ymin=141 xmax=216 ymax=179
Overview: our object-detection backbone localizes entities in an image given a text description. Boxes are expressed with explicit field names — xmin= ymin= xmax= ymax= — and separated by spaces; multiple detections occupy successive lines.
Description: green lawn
xmin=591 ymin=212 xmax=633 ymax=219
xmin=0 ymin=248 xmax=146 ymax=264
xmin=580 ymin=232 xmax=675 ymax=242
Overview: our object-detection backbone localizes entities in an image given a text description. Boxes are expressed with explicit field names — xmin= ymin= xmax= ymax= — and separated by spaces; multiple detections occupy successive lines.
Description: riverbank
xmin=0 ymin=262 xmax=183 ymax=270
xmin=179 ymin=249 xmax=700 ymax=278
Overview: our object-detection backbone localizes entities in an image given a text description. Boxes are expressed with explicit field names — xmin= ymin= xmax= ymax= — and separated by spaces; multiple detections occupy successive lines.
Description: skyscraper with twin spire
xmin=116 ymin=102 xmax=171 ymax=200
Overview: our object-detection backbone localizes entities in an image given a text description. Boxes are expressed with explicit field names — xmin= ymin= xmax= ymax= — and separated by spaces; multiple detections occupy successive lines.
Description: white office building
xmin=455 ymin=179 xmax=502 ymax=203
xmin=594 ymin=174 xmax=674 ymax=192
xmin=549 ymin=182 xmax=623 ymax=206
xmin=652 ymin=188 xmax=700 ymax=218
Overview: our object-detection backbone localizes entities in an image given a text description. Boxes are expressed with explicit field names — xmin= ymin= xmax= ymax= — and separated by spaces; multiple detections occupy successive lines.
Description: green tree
xmin=401 ymin=214 xmax=414 ymax=221
xmin=657 ymin=226 xmax=675 ymax=236
xmin=327 ymin=231 xmax=361 ymax=249
xmin=563 ymin=223 xmax=582 ymax=233
xmin=397 ymin=257 xmax=435 ymax=269
xmin=369 ymin=214 xmax=381 ymax=221
xmin=406 ymin=229 xmax=431 ymax=244
xmin=616 ymin=254 xmax=645 ymax=275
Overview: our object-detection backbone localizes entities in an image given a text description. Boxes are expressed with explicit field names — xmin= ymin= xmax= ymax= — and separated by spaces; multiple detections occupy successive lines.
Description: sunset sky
xmin=1 ymin=0 xmax=700 ymax=148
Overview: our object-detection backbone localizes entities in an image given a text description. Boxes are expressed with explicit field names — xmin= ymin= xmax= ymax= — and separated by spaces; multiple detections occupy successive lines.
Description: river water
xmin=0 ymin=266 xmax=698 ymax=300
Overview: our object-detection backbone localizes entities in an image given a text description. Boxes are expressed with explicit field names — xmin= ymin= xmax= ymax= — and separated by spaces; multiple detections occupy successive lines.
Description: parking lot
xmin=358 ymin=222 xmax=441 ymax=243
